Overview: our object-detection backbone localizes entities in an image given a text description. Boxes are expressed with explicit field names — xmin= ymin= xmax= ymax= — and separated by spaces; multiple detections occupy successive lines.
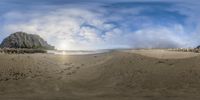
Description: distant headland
xmin=0 ymin=32 xmax=54 ymax=54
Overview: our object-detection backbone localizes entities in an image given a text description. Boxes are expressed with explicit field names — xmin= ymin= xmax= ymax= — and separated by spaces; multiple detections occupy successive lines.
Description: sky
xmin=0 ymin=0 xmax=200 ymax=50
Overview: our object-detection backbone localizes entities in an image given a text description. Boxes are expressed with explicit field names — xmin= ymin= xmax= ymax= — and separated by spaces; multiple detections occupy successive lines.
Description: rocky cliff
xmin=0 ymin=32 xmax=54 ymax=50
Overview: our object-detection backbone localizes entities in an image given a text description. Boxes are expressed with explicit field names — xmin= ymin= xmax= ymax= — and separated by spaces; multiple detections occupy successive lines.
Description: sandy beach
xmin=0 ymin=49 xmax=200 ymax=100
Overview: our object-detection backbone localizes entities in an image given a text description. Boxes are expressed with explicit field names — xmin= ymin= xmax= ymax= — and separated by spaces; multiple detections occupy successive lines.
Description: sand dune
xmin=0 ymin=50 xmax=200 ymax=100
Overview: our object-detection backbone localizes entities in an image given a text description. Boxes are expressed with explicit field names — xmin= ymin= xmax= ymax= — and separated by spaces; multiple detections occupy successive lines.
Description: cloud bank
xmin=0 ymin=1 xmax=200 ymax=50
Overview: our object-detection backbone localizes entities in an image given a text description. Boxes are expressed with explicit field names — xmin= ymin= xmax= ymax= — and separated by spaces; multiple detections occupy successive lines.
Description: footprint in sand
xmin=64 ymin=62 xmax=72 ymax=66
xmin=66 ymin=72 xmax=72 ymax=75
xmin=81 ymin=64 xmax=85 ymax=66
xmin=156 ymin=60 xmax=165 ymax=64
xmin=64 ymin=67 xmax=73 ymax=70
xmin=11 ymin=58 xmax=15 ymax=61
xmin=76 ymin=66 xmax=80 ymax=69
xmin=71 ymin=70 xmax=76 ymax=74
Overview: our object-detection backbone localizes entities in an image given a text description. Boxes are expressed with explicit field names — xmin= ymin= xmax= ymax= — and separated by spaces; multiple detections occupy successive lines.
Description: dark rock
xmin=0 ymin=32 xmax=54 ymax=50
xmin=196 ymin=45 xmax=200 ymax=49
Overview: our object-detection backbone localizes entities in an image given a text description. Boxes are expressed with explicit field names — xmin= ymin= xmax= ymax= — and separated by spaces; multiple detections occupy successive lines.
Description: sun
xmin=58 ymin=42 xmax=69 ymax=50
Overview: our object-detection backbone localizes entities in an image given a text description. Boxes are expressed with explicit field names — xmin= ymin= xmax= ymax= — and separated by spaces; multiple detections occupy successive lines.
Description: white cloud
xmin=2 ymin=7 xmax=108 ymax=50
xmin=1 ymin=2 xmax=200 ymax=50
xmin=102 ymin=25 xmax=194 ymax=49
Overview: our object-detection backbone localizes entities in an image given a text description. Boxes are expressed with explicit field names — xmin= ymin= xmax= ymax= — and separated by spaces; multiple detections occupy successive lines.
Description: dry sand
xmin=0 ymin=49 xmax=200 ymax=100
xmin=124 ymin=49 xmax=200 ymax=59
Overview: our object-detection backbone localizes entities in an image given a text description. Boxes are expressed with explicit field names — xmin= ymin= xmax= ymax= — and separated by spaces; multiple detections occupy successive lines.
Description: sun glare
xmin=62 ymin=51 xmax=66 ymax=55
xmin=58 ymin=42 xmax=69 ymax=50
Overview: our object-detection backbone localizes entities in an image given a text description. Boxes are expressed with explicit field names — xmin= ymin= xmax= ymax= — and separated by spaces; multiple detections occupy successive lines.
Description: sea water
xmin=47 ymin=50 xmax=110 ymax=55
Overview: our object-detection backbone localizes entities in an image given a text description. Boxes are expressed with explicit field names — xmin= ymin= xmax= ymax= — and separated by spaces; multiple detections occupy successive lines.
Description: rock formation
xmin=196 ymin=45 xmax=200 ymax=49
xmin=0 ymin=32 xmax=54 ymax=50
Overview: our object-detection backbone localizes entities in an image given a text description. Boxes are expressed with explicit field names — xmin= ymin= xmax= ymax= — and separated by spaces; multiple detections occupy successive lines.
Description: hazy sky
xmin=0 ymin=0 xmax=200 ymax=50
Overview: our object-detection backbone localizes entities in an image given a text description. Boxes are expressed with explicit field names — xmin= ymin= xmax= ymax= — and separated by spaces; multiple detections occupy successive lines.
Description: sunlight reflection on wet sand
xmin=47 ymin=50 xmax=110 ymax=55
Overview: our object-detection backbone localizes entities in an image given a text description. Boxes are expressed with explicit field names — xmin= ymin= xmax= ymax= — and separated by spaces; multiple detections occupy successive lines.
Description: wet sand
xmin=0 ymin=49 xmax=200 ymax=100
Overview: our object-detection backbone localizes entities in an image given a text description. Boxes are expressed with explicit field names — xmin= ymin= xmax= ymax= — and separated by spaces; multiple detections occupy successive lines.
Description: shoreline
xmin=1 ymin=48 xmax=200 ymax=55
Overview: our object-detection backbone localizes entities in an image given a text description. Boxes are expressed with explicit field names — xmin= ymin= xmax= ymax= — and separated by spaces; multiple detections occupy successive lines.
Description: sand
xmin=124 ymin=49 xmax=200 ymax=59
xmin=0 ymin=49 xmax=200 ymax=100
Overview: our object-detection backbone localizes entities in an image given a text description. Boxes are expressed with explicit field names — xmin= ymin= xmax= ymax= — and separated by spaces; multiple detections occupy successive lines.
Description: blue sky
xmin=0 ymin=0 xmax=200 ymax=50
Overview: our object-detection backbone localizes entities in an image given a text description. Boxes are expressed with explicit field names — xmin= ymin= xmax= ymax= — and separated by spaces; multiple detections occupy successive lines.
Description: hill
xmin=0 ymin=32 xmax=54 ymax=50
